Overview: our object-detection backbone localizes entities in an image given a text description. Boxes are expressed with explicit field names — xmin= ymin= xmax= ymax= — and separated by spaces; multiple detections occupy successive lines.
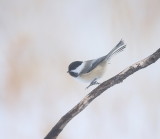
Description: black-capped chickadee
xmin=67 ymin=40 xmax=126 ymax=88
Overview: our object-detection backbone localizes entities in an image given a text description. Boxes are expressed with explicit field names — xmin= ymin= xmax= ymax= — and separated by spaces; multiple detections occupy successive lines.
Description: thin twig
xmin=45 ymin=48 xmax=160 ymax=139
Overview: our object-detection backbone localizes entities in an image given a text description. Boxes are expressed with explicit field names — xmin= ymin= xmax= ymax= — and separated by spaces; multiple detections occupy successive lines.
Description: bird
xmin=67 ymin=40 xmax=126 ymax=89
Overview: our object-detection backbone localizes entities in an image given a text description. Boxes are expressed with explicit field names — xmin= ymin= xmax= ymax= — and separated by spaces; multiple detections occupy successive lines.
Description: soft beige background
xmin=0 ymin=0 xmax=160 ymax=139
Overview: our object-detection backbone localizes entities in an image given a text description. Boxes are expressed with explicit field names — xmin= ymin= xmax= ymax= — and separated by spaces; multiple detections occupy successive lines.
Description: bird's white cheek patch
xmin=71 ymin=62 xmax=85 ymax=74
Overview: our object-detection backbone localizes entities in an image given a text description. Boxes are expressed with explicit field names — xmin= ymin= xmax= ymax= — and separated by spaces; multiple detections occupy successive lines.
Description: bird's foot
xmin=86 ymin=79 xmax=100 ymax=89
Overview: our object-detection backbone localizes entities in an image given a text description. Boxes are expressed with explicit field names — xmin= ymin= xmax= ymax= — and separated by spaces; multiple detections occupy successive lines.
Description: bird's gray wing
xmin=80 ymin=56 xmax=106 ymax=74
xmin=80 ymin=40 xmax=126 ymax=74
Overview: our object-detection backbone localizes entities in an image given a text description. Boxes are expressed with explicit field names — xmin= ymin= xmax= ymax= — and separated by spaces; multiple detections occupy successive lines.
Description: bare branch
xmin=45 ymin=48 xmax=160 ymax=139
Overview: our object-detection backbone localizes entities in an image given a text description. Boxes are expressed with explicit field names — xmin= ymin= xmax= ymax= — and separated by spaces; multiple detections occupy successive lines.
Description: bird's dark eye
xmin=69 ymin=72 xmax=78 ymax=77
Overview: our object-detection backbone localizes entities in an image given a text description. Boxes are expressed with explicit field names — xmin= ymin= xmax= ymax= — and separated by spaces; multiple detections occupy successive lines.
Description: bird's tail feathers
xmin=106 ymin=39 xmax=126 ymax=61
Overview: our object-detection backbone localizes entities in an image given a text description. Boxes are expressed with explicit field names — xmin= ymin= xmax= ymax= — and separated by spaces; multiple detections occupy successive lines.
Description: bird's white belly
xmin=78 ymin=62 xmax=107 ymax=83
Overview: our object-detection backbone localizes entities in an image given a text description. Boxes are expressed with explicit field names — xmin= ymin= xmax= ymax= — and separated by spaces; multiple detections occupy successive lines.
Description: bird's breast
xmin=78 ymin=62 xmax=107 ymax=83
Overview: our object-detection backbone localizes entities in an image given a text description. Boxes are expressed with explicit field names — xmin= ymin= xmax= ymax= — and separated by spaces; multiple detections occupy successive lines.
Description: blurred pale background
xmin=0 ymin=0 xmax=160 ymax=139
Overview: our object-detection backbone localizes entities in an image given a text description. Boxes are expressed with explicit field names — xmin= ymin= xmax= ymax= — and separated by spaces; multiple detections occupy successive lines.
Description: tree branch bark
xmin=45 ymin=48 xmax=160 ymax=139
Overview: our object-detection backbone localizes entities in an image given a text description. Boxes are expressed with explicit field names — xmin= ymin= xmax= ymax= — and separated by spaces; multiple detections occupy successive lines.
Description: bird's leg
xmin=86 ymin=78 xmax=100 ymax=89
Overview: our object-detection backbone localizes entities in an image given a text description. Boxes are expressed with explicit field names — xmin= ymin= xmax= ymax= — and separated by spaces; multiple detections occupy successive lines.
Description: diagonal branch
xmin=45 ymin=48 xmax=160 ymax=139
